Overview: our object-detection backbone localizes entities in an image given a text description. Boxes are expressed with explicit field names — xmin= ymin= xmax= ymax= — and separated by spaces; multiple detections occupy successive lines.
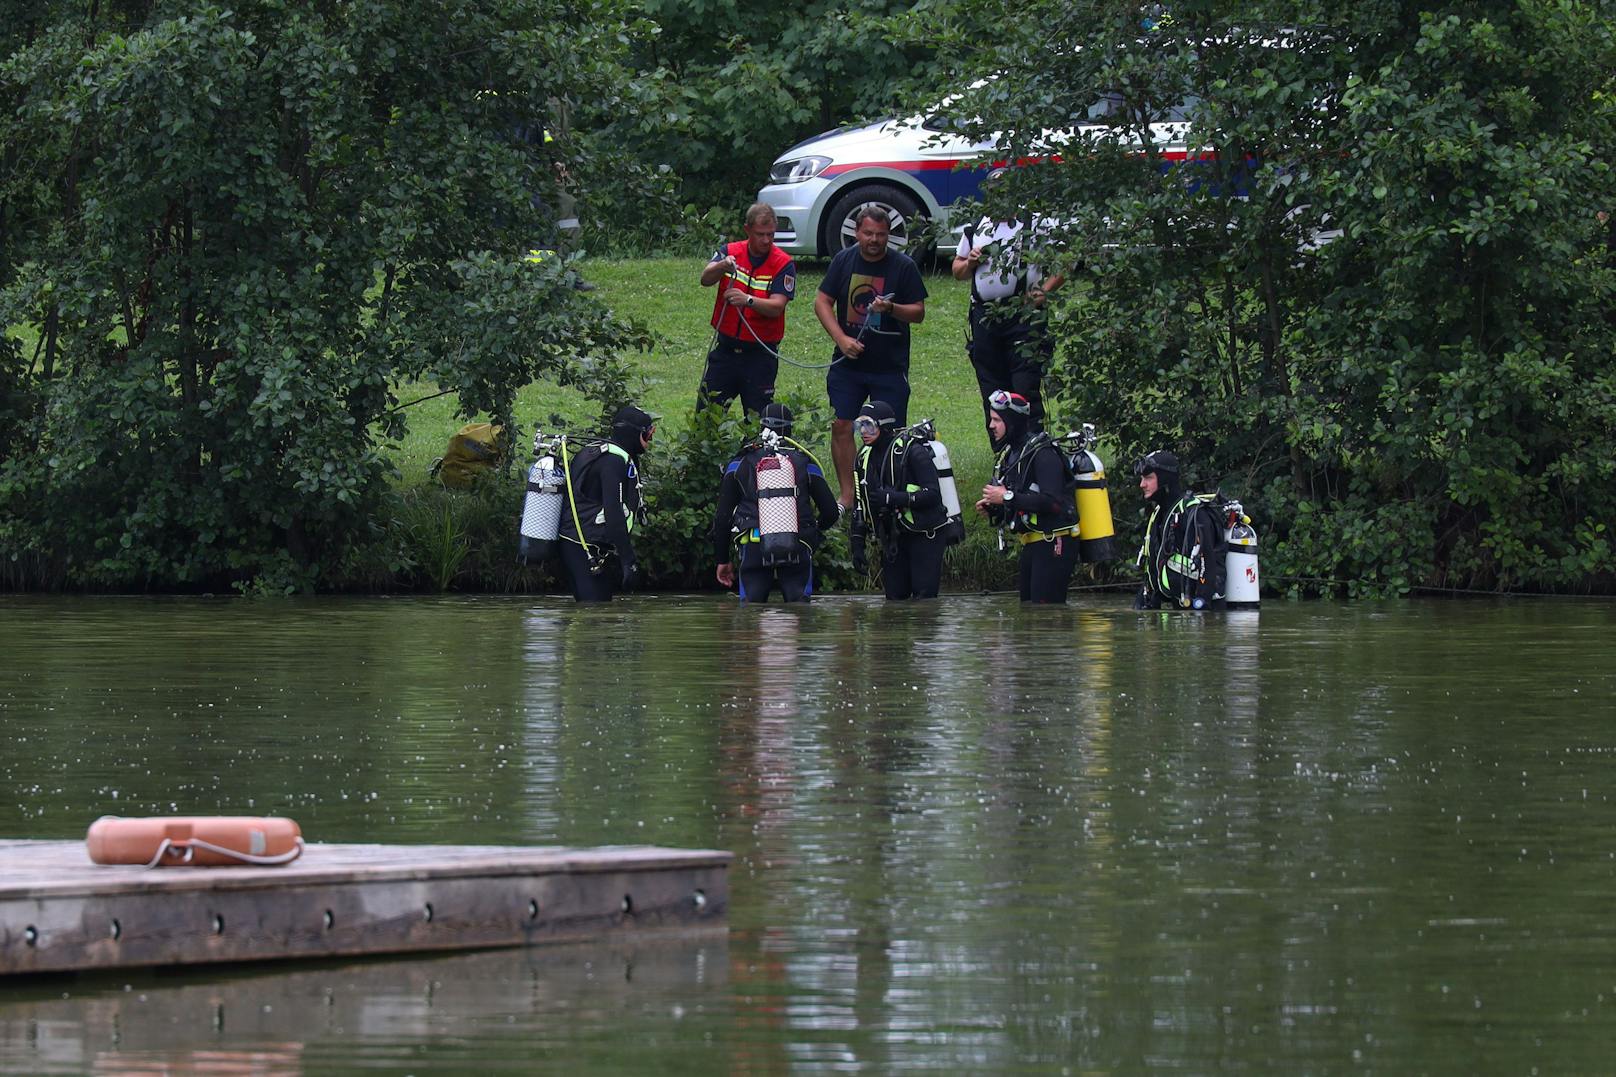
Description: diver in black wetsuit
xmin=712 ymin=403 xmax=840 ymax=603
xmin=556 ymin=404 xmax=656 ymax=602
xmin=976 ymin=390 xmax=1080 ymax=603
xmin=852 ymin=400 xmax=951 ymax=599
xmin=1134 ymin=449 xmax=1227 ymax=610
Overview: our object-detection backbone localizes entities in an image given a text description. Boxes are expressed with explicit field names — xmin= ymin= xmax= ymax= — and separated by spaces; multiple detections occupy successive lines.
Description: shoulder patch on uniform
xmin=725 ymin=460 xmax=741 ymax=474
xmin=783 ymin=274 xmax=796 ymax=295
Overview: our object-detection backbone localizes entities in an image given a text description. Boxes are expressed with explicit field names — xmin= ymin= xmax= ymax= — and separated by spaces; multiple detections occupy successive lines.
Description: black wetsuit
xmin=988 ymin=429 xmax=1079 ymax=604
xmin=856 ymin=431 xmax=951 ymax=600
xmin=712 ymin=439 xmax=839 ymax=602
xmin=1135 ymin=476 xmax=1227 ymax=610
xmin=557 ymin=432 xmax=644 ymax=602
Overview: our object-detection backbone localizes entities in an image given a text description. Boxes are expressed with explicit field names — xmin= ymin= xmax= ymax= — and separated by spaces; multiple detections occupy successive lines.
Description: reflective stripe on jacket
xmin=710 ymin=241 xmax=792 ymax=344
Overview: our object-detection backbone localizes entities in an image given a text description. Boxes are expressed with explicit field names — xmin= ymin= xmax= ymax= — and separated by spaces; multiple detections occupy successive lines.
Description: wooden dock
xmin=0 ymin=840 xmax=729 ymax=975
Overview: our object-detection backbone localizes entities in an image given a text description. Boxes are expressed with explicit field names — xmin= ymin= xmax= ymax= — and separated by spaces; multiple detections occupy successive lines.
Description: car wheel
xmin=822 ymin=184 xmax=926 ymax=256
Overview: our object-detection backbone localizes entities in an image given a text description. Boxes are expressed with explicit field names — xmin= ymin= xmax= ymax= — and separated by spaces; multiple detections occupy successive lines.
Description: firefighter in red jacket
xmin=697 ymin=203 xmax=798 ymax=416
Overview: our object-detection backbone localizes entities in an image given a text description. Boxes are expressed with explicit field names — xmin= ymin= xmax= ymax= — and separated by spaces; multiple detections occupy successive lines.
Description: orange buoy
xmin=86 ymin=816 xmax=304 ymax=867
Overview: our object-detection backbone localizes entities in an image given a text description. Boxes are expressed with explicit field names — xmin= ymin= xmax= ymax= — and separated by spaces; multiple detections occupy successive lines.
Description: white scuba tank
xmin=907 ymin=419 xmax=964 ymax=545
xmin=754 ymin=451 xmax=801 ymax=564
xmin=928 ymin=437 xmax=963 ymax=522
xmin=518 ymin=450 xmax=565 ymax=563
xmin=1224 ymin=506 xmax=1260 ymax=608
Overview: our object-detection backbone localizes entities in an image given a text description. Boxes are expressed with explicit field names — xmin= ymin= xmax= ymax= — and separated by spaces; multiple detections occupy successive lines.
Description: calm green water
xmin=1 ymin=595 xmax=1615 ymax=1074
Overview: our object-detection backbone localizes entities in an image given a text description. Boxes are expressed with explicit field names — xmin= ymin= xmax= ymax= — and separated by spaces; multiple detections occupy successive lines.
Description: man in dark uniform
xmin=556 ymin=405 xmax=656 ymax=602
xmin=952 ymin=214 xmax=1063 ymax=448
xmin=697 ymin=203 xmax=798 ymax=415
xmin=712 ymin=403 xmax=840 ymax=603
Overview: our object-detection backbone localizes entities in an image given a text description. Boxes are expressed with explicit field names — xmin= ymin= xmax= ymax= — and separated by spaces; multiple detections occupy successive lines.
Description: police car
xmin=758 ymin=94 xmax=1194 ymax=258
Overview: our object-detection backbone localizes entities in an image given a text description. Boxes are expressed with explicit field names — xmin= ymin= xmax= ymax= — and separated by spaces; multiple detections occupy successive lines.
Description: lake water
xmin=1 ymin=595 xmax=1614 ymax=1073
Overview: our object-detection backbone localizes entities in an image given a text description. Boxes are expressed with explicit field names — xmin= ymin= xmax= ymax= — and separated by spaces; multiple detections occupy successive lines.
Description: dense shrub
xmin=931 ymin=0 xmax=1616 ymax=595
xmin=0 ymin=1 xmax=653 ymax=592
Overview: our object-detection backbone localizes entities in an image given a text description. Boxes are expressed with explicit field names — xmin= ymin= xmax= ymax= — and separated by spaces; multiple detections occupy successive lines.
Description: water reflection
xmin=0 ymin=936 xmax=724 ymax=1075
xmin=3 ymin=596 xmax=1616 ymax=1071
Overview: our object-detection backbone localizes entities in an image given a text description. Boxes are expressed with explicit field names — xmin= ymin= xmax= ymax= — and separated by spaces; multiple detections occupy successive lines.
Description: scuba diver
xmin=712 ymin=403 xmax=840 ymax=603
xmin=975 ymin=390 xmax=1080 ymax=603
xmin=1133 ymin=449 xmax=1228 ymax=610
xmin=851 ymin=400 xmax=953 ymax=600
xmin=556 ymin=404 xmax=656 ymax=602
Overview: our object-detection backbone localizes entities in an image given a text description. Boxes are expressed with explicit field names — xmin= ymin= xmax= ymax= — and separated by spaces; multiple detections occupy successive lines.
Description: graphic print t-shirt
xmin=817 ymin=246 xmax=927 ymax=373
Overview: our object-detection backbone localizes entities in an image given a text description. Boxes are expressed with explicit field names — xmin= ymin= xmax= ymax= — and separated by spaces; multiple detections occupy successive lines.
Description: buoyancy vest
xmin=885 ymin=433 xmax=943 ymax=533
xmin=1139 ymin=492 xmax=1228 ymax=605
xmin=711 ymin=240 xmax=792 ymax=344
xmin=725 ymin=442 xmax=826 ymax=553
xmin=994 ymin=435 xmax=1077 ymax=536
xmin=561 ymin=441 xmax=642 ymax=549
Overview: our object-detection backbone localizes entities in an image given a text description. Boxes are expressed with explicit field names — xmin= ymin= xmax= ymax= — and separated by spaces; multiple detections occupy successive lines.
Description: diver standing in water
xmin=1133 ymin=449 xmax=1227 ymax=610
xmin=976 ymin=390 xmax=1080 ymax=604
xmin=557 ymin=405 xmax=656 ymax=602
xmin=851 ymin=400 xmax=952 ymax=600
xmin=713 ymin=403 xmax=840 ymax=603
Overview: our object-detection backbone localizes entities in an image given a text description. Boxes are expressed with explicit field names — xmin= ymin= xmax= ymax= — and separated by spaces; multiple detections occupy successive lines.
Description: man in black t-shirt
xmin=813 ymin=207 xmax=928 ymax=509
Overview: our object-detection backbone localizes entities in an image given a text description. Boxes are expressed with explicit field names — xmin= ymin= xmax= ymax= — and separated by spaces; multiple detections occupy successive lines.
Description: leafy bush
xmin=932 ymin=1 xmax=1616 ymax=595
xmin=597 ymin=1 xmax=942 ymax=243
xmin=0 ymin=1 xmax=655 ymax=592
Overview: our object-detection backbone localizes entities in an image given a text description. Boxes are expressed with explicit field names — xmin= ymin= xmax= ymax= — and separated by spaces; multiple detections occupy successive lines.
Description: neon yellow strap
xmin=561 ymin=437 xmax=598 ymax=559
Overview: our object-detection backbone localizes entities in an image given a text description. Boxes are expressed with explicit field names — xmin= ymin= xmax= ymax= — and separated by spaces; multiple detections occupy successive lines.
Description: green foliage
xmin=383 ymin=478 xmax=555 ymax=593
xmin=597 ymin=0 xmax=946 ymax=242
xmin=0 ymin=0 xmax=655 ymax=591
xmin=935 ymin=0 xmax=1616 ymax=594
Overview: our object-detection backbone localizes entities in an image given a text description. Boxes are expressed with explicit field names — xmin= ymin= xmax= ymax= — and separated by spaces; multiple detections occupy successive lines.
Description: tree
xmin=604 ymin=0 xmax=939 ymax=231
xmin=0 ymin=0 xmax=653 ymax=591
xmin=933 ymin=0 xmax=1616 ymax=593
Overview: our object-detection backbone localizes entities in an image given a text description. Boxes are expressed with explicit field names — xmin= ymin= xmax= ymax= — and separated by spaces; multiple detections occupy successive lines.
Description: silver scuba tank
xmin=1223 ymin=499 xmax=1260 ymax=608
xmin=518 ymin=433 xmax=566 ymax=563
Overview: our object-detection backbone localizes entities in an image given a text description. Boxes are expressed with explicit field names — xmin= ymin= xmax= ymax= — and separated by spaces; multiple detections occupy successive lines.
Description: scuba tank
xmin=908 ymin=418 xmax=965 ymax=545
xmin=1059 ymin=423 xmax=1117 ymax=562
xmin=518 ymin=431 xmax=566 ymax=563
xmin=753 ymin=429 xmax=802 ymax=566
xmin=1222 ymin=498 xmax=1260 ymax=608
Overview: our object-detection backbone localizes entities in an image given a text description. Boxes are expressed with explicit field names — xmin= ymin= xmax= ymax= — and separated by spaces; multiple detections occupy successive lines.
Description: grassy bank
xmin=384 ymin=255 xmax=1128 ymax=594
xmin=389 ymin=256 xmax=992 ymax=483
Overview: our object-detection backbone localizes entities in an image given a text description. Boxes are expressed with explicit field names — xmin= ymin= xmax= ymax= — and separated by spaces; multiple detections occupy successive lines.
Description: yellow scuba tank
xmin=1065 ymin=423 xmax=1116 ymax=563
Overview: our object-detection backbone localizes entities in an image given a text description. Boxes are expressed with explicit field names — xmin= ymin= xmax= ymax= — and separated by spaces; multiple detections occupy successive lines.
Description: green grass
xmin=389 ymin=255 xmax=1000 ymax=498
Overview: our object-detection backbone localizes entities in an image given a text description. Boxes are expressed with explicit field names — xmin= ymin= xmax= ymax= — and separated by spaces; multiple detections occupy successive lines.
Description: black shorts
xmin=698 ymin=338 xmax=778 ymax=415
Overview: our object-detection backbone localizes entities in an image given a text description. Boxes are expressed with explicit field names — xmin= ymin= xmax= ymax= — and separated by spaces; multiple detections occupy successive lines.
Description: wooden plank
xmin=0 ymin=842 xmax=729 ymax=975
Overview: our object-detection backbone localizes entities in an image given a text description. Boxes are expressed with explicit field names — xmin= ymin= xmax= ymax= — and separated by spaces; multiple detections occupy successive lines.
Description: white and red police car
xmin=758 ymin=94 xmax=1195 ymax=258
